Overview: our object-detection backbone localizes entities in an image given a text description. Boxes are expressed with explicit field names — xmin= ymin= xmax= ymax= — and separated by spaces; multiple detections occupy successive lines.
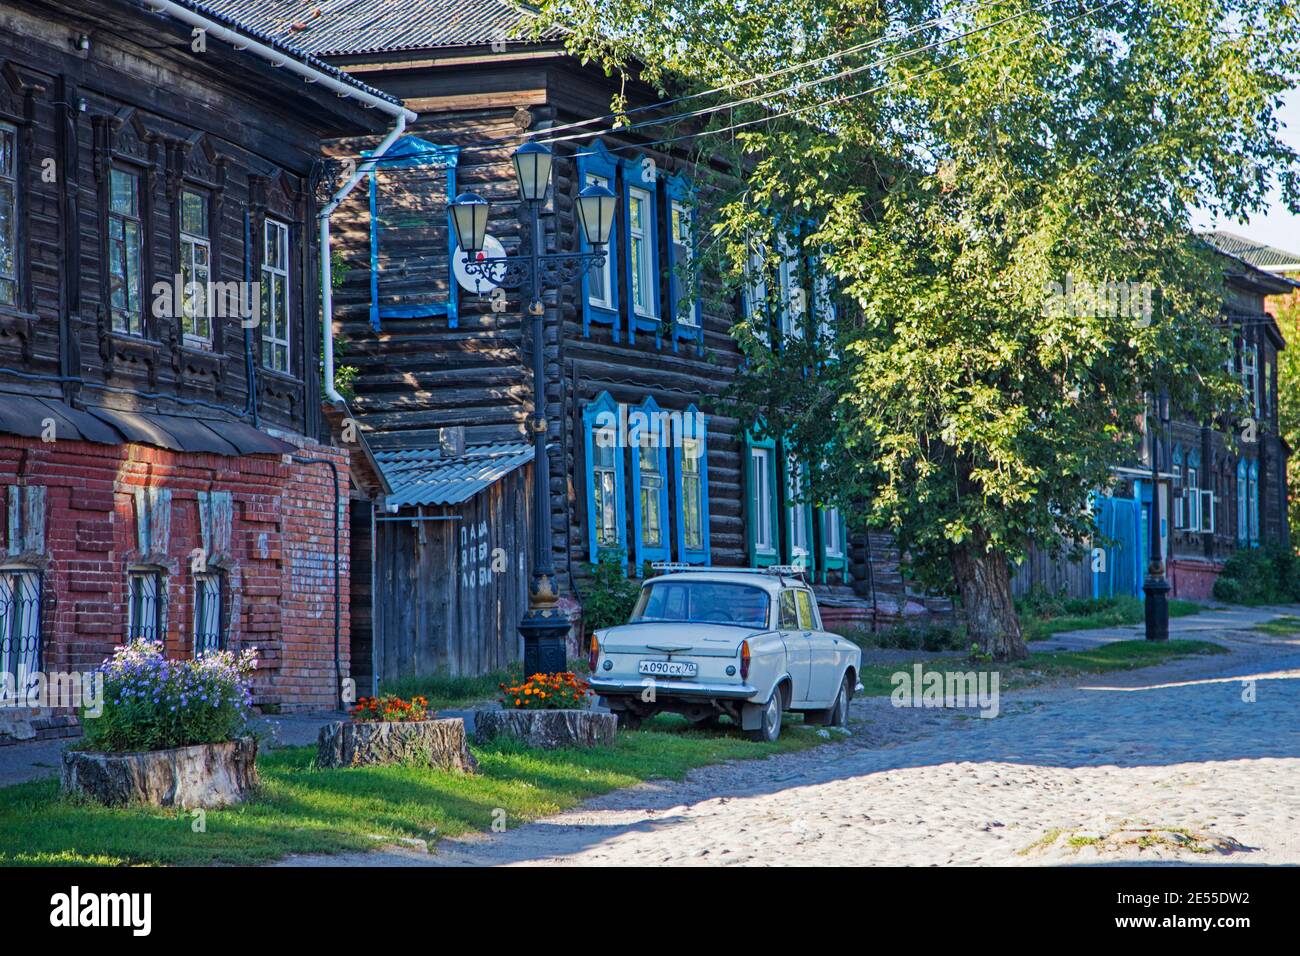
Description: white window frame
xmin=1186 ymin=465 xmax=1201 ymax=532
xmin=1242 ymin=344 xmax=1259 ymax=413
xmin=823 ymin=506 xmax=843 ymax=558
xmin=585 ymin=172 xmax=614 ymax=311
xmin=787 ymin=456 xmax=810 ymax=562
xmin=593 ymin=426 xmax=621 ymax=548
xmin=751 ymin=446 xmax=774 ymax=553
xmin=746 ymin=246 xmax=769 ymax=346
xmin=180 ymin=188 xmax=212 ymax=349
xmin=628 ymin=186 xmax=656 ymax=319
xmin=261 ymin=218 xmax=291 ymax=374
xmin=670 ymin=198 xmax=698 ymax=327
xmin=1200 ymin=489 xmax=1216 ymax=534
xmin=680 ymin=435 xmax=704 ymax=550
xmin=638 ymin=440 xmax=665 ymax=550
xmin=108 ymin=166 xmax=145 ymax=336
xmin=777 ymin=237 xmax=799 ymax=341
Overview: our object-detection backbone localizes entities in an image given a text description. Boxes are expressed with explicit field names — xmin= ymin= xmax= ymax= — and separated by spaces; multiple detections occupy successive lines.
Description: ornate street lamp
xmin=452 ymin=144 xmax=615 ymax=675
xmin=1144 ymin=387 xmax=1171 ymax=641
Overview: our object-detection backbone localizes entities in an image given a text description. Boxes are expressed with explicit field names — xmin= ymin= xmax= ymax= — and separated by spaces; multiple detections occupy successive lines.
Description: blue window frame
xmin=621 ymin=155 xmax=661 ymax=344
xmin=583 ymin=391 xmax=627 ymax=564
xmin=744 ymin=427 xmax=779 ymax=566
xmin=1248 ymin=459 xmax=1259 ymax=545
xmin=366 ymin=135 xmax=460 ymax=330
xmin=665 ymin=174 xmax=702 ymax=353
xmin=1236 ymin=458 xmax=1248 ymax=545
xmin=576 ymin=140 xmax=620 ymax=340
xmin=672 ymin=405 xmax=711 ymax=564
xmin=629 ymin=397 xmax=671 ymax=570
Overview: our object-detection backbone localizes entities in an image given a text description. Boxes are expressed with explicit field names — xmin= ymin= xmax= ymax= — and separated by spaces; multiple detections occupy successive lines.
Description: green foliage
xmin=1212 ymin=546 xmax=1300 ymax=605
xmin=80 ymin=640 xmax=256 ymax=753
xmin=1015 ymin=587 xmax=1201 ymax=640
xmin=846 ymin=621 xmax=965 ymax=652
xmin=537 ymin=0 xmax=1300 ymax=644
xmin=581 ymin=549 xmax=642 ymax=634
xmin=1273 ymin=284 xmax=1300 ymax=541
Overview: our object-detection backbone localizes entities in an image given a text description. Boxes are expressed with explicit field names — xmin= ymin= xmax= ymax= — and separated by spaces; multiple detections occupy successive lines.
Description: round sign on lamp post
xmin=453 ymin=235 xmax=507 ymax=295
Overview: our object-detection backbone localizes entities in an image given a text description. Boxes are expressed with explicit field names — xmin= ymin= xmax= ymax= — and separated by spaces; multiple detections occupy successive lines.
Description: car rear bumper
xmin=589 ymin=678 xmax=758 ymax=700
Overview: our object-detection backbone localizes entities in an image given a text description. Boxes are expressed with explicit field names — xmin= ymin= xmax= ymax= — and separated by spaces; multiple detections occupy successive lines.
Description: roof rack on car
xmin=648 ymin=562 xmax=810 ymax=581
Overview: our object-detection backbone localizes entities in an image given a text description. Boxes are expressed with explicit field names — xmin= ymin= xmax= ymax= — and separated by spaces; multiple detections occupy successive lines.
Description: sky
xmin=1194 ymin=88 xmax=1300 ymax=255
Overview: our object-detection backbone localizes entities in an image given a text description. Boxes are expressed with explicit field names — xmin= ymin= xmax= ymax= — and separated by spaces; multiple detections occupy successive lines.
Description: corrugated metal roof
xmin=164 ymin=0 xmax=406 ymax=104
xmin=376 ymin=442 xmax=533 ymax=507
xmin=1203 ymin=230 xmax=1300 ymax=273
xmin=197 ymin=0 xmax=559 ymax=57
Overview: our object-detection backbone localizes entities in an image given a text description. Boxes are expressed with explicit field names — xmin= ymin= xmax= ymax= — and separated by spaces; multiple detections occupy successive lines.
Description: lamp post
xmin=1144 ymin=387 xmax=1171 ymax=641
xmin=451 ymin=143 xmax=616 ymax=676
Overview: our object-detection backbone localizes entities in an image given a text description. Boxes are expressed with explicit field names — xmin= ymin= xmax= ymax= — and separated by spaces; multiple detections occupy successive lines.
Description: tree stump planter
xmin=316 ymin=718 xmax=478 ymax=772
xmin=473 ymin=709 xmax=617 ymax=749
xmin=61 ymin=737 xmax=259 ymax=809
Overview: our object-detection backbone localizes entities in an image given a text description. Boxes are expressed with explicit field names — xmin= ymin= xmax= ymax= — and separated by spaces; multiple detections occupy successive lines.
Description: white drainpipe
xmin=145 ymin=0 xmax=417 ymax=405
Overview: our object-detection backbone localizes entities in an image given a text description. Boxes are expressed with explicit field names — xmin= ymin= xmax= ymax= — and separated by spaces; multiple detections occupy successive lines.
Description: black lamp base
xmin=519 ymin=610 xmax=570 ymax=676
xmin=1143 ymin=574 xmax=1171 ymax=642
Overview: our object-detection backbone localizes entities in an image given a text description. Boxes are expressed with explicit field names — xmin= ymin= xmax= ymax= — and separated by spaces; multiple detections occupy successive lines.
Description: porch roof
xmin=376 ymin=442 xmax=533 ymax=508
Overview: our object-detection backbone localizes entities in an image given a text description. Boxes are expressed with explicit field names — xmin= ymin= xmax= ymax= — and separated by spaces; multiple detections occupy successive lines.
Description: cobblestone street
xmin=396 ymin=626 xmax=1300 ymax=867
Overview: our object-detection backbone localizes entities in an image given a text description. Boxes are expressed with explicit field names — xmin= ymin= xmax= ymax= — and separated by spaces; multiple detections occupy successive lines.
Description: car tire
xmin=807 ymin=674 xmax=851 ymax=727
xmin=744 ymin=687 xmax=783 ymax=742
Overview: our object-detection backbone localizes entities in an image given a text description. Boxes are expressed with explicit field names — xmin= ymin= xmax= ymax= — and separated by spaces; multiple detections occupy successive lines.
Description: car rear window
xmin=630 ymin=581 xmax=770 ymax=629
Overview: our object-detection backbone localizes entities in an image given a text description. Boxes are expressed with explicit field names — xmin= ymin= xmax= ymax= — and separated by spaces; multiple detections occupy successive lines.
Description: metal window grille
xmin=0 ymin=570 xmax=41 ymax=679
xmin=193 ymin=574 xmax=224 ymax=656
xmin=127 ymin=571 xmax=163 ymax=641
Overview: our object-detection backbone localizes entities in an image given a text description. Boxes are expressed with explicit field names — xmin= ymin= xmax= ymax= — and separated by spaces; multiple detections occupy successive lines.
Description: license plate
xmin=638 ymin=659 xmax=698 ymax=678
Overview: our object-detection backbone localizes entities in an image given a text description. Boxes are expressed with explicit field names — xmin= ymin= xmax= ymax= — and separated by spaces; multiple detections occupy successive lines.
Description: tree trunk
xmin=950 ymin=534 xmax=1027 ymax=661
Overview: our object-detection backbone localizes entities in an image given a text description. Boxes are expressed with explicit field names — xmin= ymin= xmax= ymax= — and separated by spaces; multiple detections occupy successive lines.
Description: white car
xmin=587 ymin=566 xmax=863 ymax=741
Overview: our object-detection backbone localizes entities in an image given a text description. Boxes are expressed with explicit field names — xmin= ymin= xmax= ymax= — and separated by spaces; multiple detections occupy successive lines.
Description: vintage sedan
xmin=587 ymin=567 xmax=862 ymax=741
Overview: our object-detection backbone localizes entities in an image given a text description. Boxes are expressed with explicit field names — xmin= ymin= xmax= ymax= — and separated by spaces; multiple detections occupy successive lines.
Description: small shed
xmin=371 ymin=443 xmax=533 ymax=683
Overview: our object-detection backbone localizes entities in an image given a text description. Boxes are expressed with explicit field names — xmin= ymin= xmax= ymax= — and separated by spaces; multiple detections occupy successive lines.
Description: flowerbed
xmin=499 ymin=672 xmax=589 ymax=710
xmin=350 ymin=694 xmax=430 ymax=722
xmin=80 ymin=639 xmax=257 ymax=753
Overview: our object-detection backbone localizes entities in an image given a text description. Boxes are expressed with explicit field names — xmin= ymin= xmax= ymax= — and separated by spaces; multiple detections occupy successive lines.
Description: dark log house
xmin=0 ymin=0 xmax=408 ymax=740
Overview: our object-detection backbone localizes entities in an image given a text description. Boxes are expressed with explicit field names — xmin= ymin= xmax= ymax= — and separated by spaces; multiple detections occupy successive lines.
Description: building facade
xmin=0 ymin=0 xmax=401 ymax=739
xmin=214 ymin=0 xmax=917 ymax=677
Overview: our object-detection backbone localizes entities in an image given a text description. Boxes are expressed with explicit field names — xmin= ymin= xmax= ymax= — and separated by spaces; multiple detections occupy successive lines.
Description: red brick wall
xmin=0 ymin=435 xmax=349 ymax=713
xmin=1169 ymin=558 xmax=1223 ymax=601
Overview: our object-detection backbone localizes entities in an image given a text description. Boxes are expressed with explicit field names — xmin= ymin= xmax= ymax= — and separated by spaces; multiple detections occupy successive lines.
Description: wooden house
xmin=0 ymin=0 xmax=406 ymax=737
xmin=214 ymin=0 xmax=915 ymax=680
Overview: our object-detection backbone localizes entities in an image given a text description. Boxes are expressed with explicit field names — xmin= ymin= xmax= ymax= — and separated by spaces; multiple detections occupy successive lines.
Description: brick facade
xmin=0 ymin=434 xmax=349 ymax=720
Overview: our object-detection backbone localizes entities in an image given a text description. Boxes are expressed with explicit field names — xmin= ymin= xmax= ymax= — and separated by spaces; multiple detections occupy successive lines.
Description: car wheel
xmin=829 ymin=674 xmax=851 ymax=727
xmin=745 ymin=687 xmax=783 ymax=742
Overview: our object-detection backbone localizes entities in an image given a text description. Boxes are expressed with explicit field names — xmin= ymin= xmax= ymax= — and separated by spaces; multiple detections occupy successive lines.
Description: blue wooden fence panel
xmin=1092 ymin=492 xmax=1142 ymax=598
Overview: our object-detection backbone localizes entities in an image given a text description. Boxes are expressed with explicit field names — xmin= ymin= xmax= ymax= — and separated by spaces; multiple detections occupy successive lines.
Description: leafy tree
xmin=1273 ymin=282 xmax=1300 ymax=540
xmin=538 ymin=0 xmax=1300 ymax=658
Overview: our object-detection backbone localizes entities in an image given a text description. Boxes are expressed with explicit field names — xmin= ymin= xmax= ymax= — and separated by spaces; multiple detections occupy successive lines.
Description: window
xmin=1236 ymin=459 xmax=1248 ymax=545
xmin=108 ymin=167 xmax=144 ymax=335
xmin=0 ymin=123 xmax=17 ymax=307
xmin=786 ymin=456 xmax=812 ymax=570
xmin=1264 ymin=359 xmax=1273 ymax=418
xmin=577 ymin=141 xmax=620 ymax=338
xmin=630 ymin=398 xmax=670 ymax=566
xmin=1172 ymin=446 xmax=1185 ymax=529
xmin=585 ymin=172 xmax=614 ymax=311
xmin=795 ymin=590 xmax=816 ymax=630
xmin=744 ymin=245 xmax=770 ymax=346
xmin=261 ymin=219 xmax=290 ymax=373
xmin=1248 ymin=460 xmax=1259 ymax=545
xmin=823 ymin=507 xmax=843 ymax=557
xmin=583 ymin=392 xmax=626 ymax=562
xmin=0 ymin=569 xmax=40 ymax=678
xmin=193 ymin=573 xmax=223 ymax=655
xmin=814 ymin=267 xmax=836 ymax=355
xmin=751 ymin=447 xmax=775 ymax=556
xmin=127 ymin=570 xmax=163 ymax=641
xmin=180 ymin=189 xmax=212 ymax=347
xmin=669 ymin=197 xmax=698 ymax=328
xmin=1242 ymin=343 xmax=1258 ymax=412
xmin=778 ymin=589 xmax=799 ymax=629
xmin=631 ymin=581 xmax=768 ymax=629
xmin=1186 ymin=452 xmax=1201 ymax=533
xmin=627 ymin=185 xmax=657 ymax=319
xmin=777 ymin=237 xmax=800 ymax=341
xmin=673 ymin=406 xmax=711 ymax=565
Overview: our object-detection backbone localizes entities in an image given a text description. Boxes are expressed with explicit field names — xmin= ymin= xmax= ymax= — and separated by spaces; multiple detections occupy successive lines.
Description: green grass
xmin=1251 ymin=615 xmax=1300 ymax=636
xmin=1018 ymin=595 xmax=1202 ymax=642
xmin=856 ymin=638 xmax=1228 ymax=696
xmin=0 ymin=716 xmax=823 ymax=867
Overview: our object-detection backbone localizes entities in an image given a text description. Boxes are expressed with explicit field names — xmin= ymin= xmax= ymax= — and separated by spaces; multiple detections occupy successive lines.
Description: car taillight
xmin=588 ymin=633 xmax=600 ymax=671
xmin=740 ymin=640 xmax=751 ymax=680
